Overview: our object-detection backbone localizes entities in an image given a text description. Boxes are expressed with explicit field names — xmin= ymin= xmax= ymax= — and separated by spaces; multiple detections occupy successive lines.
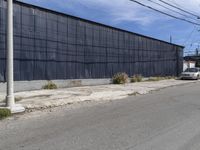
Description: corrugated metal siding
xmin=0 ymin=0 xmax=183 ymax=81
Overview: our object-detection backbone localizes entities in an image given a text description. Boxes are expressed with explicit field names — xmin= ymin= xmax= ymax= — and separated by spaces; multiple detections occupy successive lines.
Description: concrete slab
xmin=0 ymin=79 xmax=197 ymax=111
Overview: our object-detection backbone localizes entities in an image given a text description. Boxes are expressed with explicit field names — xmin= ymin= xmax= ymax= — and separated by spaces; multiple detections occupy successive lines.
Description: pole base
xmin=7 ymin=104 xmax=25 ymax=114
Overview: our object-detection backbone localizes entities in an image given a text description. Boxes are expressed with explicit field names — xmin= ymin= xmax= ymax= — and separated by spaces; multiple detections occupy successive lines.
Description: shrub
xmin=130 ymin=76 xmax=137 ymax=83
xmin=0 ymin=108 xmax=11 ymax=120
xmin=43 ymin=81 xmax=58 ymax=90
xmin=112 ymin=72 xmax=129 ymax=84
xmin=130 ymin=74 xmax=143 ymax=83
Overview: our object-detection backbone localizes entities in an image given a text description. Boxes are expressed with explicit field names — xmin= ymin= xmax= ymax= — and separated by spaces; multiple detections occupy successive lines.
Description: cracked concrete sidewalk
xmin=0 ymin=79 xmax=198 ymax=111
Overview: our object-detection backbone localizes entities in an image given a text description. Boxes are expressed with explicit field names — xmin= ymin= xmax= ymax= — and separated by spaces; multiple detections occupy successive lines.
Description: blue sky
xmin=21 ymin=0 xmax=200 ymax=55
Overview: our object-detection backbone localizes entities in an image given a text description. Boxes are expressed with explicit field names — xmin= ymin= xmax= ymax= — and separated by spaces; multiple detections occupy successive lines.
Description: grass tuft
xmin=0 ymin=108 xmax=11 ymax=120
xmin=42 ymin=81 xmax=58 ymax=90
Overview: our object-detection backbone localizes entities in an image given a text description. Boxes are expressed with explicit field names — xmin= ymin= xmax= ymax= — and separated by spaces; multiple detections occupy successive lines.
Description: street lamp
xmin=6 ymin=0 xmax=25 ymax=113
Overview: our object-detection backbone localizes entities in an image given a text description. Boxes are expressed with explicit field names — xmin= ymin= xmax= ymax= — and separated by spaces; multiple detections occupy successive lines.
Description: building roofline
xmin=11 ymin=0 xmax=184 ymax=48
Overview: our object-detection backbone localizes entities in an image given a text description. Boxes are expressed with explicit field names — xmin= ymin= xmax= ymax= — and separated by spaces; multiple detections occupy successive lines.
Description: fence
xmin=0 ymin=0 xmax=183 ymax=81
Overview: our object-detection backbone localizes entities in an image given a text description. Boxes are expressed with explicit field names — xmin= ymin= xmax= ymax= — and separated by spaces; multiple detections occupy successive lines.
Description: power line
xmin=145 ymin=0 xmax=200 ymax=49
xmin=167 ymin=0 xmax=199 ymax=15
xmin=167 ymin=0 xmax=180 ymax=7
xmin=146 ymin=0 xmax=199 ymax=22
xmin=182 ymin=26 xmax=197 ymax=46
xmin=184 ymin=27 xmax=200 ymax=52
xmin=157 ymin=0 xmax=200 ymax=19
xmin=129 ymin=0 xmax=200 ymax=26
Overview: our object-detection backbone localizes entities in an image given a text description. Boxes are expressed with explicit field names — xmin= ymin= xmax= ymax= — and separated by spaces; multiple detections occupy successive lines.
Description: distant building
xmin=184 ymin=55 xmax=200 ymax=68
xmin=183 ymin=61 xmax=196 ymax=71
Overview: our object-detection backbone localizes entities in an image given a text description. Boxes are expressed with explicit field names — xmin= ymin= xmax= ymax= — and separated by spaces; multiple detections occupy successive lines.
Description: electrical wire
xmin=157 ymin=0 xmax=200 ymax=18
xmin=146 ymin=0 xmax=198 ymax=22
xmin=182 ymin=26 xmax=197 ymax=46
xmin=183 ymin=26 xmax=200 ymax=56
xmin=129 ymin=0 xmax=200 ymax=26
xmin=168 ymin=0 xmax=199 ymax=15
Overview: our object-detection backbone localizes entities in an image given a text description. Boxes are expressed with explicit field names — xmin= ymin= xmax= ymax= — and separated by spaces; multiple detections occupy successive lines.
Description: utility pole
xmin=170 ymin=35 xmax=172 ymax=43
xmin=5 ymin=0 xmax=25 ymax=113
xmin=6 ymin=0 xmax=14 ymax=108
xmin=195 ymin=48 xmax=199 ymax=56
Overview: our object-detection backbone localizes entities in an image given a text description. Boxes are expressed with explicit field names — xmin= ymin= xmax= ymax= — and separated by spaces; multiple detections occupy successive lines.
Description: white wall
xmin=183 ymin=61 xmax=196 ymax=71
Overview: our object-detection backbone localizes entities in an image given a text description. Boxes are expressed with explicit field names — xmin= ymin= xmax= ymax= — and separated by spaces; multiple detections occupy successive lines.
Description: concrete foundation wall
xmin=0 ymin=79 xmax=111 ymax=93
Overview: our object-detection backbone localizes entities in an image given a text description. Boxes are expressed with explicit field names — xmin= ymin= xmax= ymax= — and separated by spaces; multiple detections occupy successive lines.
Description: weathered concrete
xmin=0 ymin=79 xmax=198 ymax=111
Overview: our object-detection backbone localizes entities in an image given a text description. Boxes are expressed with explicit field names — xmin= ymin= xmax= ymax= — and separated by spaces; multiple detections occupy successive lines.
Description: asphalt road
xmin=1 ymin=82 xmax=200 ymax=150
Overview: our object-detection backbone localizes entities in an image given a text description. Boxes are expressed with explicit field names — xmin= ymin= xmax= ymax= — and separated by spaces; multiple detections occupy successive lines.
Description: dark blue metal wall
xmin=0 ymin=0 xmax=183 ymax=81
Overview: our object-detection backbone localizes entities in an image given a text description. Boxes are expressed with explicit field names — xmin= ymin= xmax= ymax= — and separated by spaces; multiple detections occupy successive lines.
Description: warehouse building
xmin=0 ymin=0 xmax=183 ymax=82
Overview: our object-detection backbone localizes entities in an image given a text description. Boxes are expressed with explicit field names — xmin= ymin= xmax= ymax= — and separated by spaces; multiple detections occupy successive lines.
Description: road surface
xmin=1 ymin=82 xmax=200 ymax=150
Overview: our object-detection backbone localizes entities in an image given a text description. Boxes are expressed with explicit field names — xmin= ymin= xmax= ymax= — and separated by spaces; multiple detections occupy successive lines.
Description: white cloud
xmin=58 ymin=0 xmax=160 ymax=25
xmin=22 ymin=0 xmax=200 ymax=26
